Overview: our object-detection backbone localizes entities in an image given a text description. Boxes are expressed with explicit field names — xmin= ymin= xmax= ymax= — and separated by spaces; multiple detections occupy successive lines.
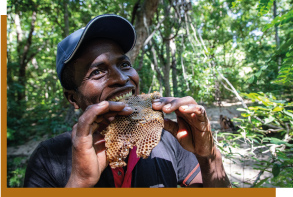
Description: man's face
xmin=67 ymin=39 xmax=139 ymax=111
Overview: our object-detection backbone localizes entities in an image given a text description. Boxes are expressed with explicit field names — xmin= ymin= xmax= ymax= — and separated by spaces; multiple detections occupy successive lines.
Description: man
xmin=24 ymin=14 xmax=231 ymax=188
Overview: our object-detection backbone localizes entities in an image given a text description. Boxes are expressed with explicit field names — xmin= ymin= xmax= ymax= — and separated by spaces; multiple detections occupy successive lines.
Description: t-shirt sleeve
xmin=23 ymin=132 xmax=72 ymax=188
xmin=163 ymin=130 xmax=200 ymax=186
xmin=23 ymin=143 xmax=61 ymax=187
xmin=175 ymin=141 xmax=201 ymax=186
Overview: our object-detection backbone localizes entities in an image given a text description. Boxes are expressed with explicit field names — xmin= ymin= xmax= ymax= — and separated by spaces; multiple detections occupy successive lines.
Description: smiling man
xmin=23 ymin=14 xmax=231 ymax=188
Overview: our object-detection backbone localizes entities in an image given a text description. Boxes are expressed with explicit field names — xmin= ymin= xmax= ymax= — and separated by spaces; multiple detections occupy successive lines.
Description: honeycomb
xmin=101 ymin=92 xmax=164 ymax=169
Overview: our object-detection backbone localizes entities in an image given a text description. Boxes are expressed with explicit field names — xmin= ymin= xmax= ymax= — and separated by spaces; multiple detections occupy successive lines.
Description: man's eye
xmin=120 ymin=62 xmax=132 ymax=68
xmin=90 ymin=69 xmax=101 ymax=76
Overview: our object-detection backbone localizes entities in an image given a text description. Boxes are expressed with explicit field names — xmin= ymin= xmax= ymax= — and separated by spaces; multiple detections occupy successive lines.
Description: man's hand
xmin=152 ymin=96 xmax=214 ymax=157
xmin=65 ymin=101 xmax=133 ymax=188
xmin=152 ymin=96 xmax=231 ymax=187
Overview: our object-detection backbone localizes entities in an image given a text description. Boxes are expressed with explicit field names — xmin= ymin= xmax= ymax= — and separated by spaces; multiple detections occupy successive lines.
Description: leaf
xmin=273 ymin=106 xmax=283 ymax=112
xmin=253 ymin=177 xmax=270 ymax=187
xmin=263 ymin=9 xmax=293 ymax=31
xmin=237 ymin=108 xmax=249 ymax=112
xmin=277 ymin=154 xmax=291 ymax=161
xmin=241 ymin=113 xmax=251 ymax=117
xmin=264 ymin=116 xmax=275 ymax=124
xmin=247 ymin=76 xmax=255 ymax=84
xmin=261 ymin=65 xmax=268 ymax=70
xmin=284 ymin=110 xmax=293 ymax=119
xmin=272 ymin=163 xmax=280 ymax=178
xmin=255 ymin=70 xmax=262 ymax=77
xmin=263 ymin=137 xmax=292 ymax=147
xmin=257 ymin=0 xmax=274 ymax=16
xmin=249 ymin=106 xmax=270 ymax=111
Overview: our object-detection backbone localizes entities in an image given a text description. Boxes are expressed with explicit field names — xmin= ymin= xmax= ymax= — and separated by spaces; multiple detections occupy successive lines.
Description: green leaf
xmin=237 ymin=108 xmax=249 ymax=112
xmin=257 ymin=0 xmax=274 ymax=16
xmin=263 ymin=137 xmax=292 ymax=146
xmin=247 ymin=76 xmax=255 ymax=84
xmin=273 ymin=106 xmax=283 ymax=112
xmin=249 ymin=106 xmax=270 ymax=111
xmin=284 ymin=110 xmax=293 ymax=119
xmin=264 ymin=116 xmax=275 ymax=124
xmin=261 ymin=65 xmax=268 ymax=70
xmin=272 ymin=164 xmax=280 ymax=178
xmin=255 ymin=70 xmax=262 ymax=77
xmin=253 ymin=177 xmax=270 ymax=187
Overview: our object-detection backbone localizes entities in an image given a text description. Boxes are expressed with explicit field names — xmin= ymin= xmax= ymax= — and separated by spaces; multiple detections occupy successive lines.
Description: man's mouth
xmin=107 ymin=90 xmax=133 ymax=102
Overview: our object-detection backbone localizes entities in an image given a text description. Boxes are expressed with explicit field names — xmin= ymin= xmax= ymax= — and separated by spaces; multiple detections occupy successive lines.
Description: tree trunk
xmin=273 ymin=1 xmax=281 ymax=66
xmin=170 ymin=37 xmax=178 ymax=97
xmin=128 ymin=0 xmax=159 ymax=63
xmin=17 ymin=11 xmax=37 ymax=103
xmin=63 ymin=0 xmax=69 ymax=37
xmin=163 ymin=39 xmax=171 ymax=97
xmin=151 ymin=45 xmax=164 ymax=95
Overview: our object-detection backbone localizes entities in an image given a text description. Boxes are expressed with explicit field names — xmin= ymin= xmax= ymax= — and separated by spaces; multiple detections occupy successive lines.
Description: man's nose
xmin=108 ymin=67 xmax=130 ymax=86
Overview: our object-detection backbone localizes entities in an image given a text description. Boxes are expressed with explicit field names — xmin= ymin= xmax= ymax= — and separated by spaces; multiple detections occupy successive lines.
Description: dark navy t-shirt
xmin=24 ymin=130 xmax=200 ymax=188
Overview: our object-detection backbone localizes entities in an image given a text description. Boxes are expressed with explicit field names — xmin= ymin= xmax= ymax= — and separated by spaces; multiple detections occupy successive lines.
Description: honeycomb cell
xmin=101 ymin=92 xmax=164 ymax=168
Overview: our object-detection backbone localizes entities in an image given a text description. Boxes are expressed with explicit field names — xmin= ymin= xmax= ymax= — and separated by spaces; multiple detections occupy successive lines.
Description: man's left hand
xmin=152 ymin=96 xmax=214 ymax=157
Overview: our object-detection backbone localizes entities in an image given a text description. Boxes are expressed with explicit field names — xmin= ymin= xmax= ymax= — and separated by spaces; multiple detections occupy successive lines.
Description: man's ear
xmin=64 ymin=89 xmax=80 ymax=109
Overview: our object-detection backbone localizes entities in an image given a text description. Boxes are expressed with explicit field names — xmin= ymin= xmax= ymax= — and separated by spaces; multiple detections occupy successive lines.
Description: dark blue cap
xmin=56 ymin=14 xmax=136 ymax=87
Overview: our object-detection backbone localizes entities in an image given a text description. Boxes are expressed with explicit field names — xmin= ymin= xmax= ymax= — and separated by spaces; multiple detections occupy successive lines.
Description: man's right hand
xmin=65 ymin=101 xmax=133 ymax=187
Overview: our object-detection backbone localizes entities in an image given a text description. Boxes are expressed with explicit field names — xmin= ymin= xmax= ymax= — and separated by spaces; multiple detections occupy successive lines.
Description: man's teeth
xmin=109 ymin=92 xmax=133 ymax=102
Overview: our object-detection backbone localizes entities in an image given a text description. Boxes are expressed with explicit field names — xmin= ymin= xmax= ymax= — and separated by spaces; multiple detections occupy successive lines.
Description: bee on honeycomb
xmin=101 ymin=92 xmax=164 ymax=169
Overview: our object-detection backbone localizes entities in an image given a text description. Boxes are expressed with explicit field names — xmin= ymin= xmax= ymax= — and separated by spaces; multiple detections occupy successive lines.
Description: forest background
xmin=6 ymin=0 xmax=293 ymax=187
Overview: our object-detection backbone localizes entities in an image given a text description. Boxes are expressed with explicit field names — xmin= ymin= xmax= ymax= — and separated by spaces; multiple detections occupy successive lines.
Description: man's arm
xmin=153 ymin=96 xmax=231 ymax=188
xmin=195 ymin=146 xmax=231 ymax=187
xmin=187 ymin=147 xmax=230 ymax=187
xmin=66 ymin=101 xmax=133 ymax=187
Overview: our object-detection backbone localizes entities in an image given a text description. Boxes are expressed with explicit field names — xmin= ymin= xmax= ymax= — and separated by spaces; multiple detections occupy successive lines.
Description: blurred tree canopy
xmin=6 ymin=0 xmax=293 ymax=187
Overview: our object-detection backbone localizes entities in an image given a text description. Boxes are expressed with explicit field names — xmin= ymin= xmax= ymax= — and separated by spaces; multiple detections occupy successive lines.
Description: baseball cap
xmin=56 ymin=14 xmax=136 ymax=87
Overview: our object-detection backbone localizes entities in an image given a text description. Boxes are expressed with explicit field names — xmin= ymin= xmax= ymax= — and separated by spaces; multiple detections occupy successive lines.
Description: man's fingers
xmin=93 ymin=132 xmax=106 ymax=154
xmin=76 ymin=101 xmax=130 ymax=137
xmin=179 ymin=104 xmax=207 ymax=122
xmin=153 ymin=96 xmax=196 ymax=114
xmin=90 ymin=121 xmax=100 ymax=134
xmin=163 ymin=118 xmax=179 ymax=137
xmin=164 ymin=117 xmax=194 ymax=153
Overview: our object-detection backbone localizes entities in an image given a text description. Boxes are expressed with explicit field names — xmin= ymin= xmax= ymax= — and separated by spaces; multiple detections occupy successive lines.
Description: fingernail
xmin=181 ymin=105 xmax=188 ymax=110
xmin=199 ymin=106 xmax=205 ymax=114
xmin=99 ymin=101 xmax=108 ymax=106
xmin=153 ymin=99 xmax=161 ymax=102
xmin=124 ymin=107 xmax=132 ymax=111
xmin=164 ymin=104 xmax=171 ymax=109
xmin=152 ymin=102 xmax=161 ymax=106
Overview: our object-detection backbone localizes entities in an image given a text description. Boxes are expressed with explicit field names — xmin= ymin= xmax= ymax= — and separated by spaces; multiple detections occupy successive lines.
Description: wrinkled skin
xmin=152 ymin=96 xmax=213 ymax=157
xmin=64 ymin=38 xmax=230 ymax=188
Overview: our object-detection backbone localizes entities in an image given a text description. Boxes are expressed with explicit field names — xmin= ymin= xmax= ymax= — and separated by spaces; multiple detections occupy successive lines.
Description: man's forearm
xmin=196 ymin=146 xmax=231 ymax=188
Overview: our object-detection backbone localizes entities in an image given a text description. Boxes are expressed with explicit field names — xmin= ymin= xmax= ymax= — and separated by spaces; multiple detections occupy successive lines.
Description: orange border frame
xmin=0 ymin=13 xmax=276 ymax=197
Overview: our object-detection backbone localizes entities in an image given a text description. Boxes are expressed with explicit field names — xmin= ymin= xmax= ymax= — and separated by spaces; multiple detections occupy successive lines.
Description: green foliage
xmin=273 ymin=37 xmax=293 ymax=85
xmin=263 ymin=9 xmax=293 ymax=31
xmin=232 ymin=93 xmax=293 ymax=187
xmin=218 ymin=0 xmax=293 ymax=187
xmin=257 ymin=0 xmax=274 ymax=16
xmin=7 ymin=157 xmax=27 ymax=187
